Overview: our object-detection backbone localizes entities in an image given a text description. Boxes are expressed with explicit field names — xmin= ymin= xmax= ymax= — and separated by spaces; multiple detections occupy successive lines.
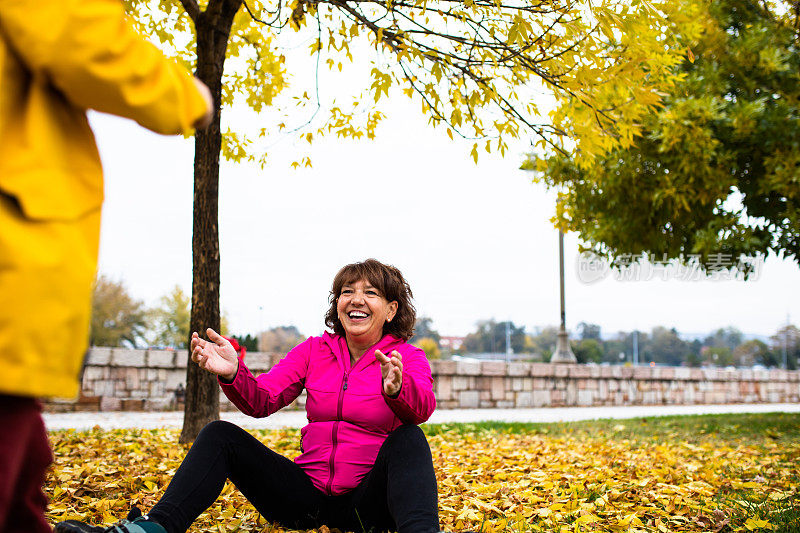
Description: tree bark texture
xmin=180 ymin=0 xmax=243 ymax=444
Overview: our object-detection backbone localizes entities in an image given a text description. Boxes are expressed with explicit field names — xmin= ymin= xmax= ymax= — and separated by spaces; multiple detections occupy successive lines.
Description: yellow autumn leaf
xmin=44 ymin=413 xmax=800 ymax=533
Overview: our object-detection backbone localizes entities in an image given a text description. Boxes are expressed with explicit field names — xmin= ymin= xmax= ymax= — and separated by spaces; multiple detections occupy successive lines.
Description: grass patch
xmin=718 ymin=487 xmax=800 ymax=533
xmin=424 ymin=412 xmax=800 ymax=445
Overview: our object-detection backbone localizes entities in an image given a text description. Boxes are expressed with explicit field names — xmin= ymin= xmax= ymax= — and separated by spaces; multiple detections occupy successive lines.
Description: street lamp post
xmin=257 ymin=305 xmax=264 ymax=351
xmin=551 ymin=224 xmax=577 ymax=364
xmin=505 ymin=320 xmax=512 ymax=364
xmin=783 ymin=316 xmax=789 ymax=370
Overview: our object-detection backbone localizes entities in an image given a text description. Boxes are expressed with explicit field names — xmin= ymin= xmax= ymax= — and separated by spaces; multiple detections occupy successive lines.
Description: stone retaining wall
xmin=433 ymin=360 xmax=799 ymax=408
xmin=45 ymin=348 xmax=800 ymax=412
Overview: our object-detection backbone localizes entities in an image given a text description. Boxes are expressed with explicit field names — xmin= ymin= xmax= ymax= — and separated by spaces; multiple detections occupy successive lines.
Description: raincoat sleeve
xmin=219 ymin=338 xmax=312 ymax=418
xmin=383 ymin=345 xmax=436 ymax=424
xmin=0 ymin=0 xmax=209 ymax=135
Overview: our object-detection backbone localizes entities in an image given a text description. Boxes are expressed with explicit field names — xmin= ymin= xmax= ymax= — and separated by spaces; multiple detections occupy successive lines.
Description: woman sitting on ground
xmin=57 ymin=259 xmax=439 ymax=533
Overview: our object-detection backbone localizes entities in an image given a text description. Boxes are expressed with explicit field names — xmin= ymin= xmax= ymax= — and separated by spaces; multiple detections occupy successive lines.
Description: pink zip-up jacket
xmin=219 ymin=332 xmax=436 ymax=495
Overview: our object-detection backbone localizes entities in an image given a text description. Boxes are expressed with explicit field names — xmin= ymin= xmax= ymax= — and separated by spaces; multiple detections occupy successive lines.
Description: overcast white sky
xmin=89 ymin=28 xmax=800 ymax=343
xmin=91 ymin=97 xmax=799 ymax=343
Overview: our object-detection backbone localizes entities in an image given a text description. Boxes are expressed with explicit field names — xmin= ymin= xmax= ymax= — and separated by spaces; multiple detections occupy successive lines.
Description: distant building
xmin=440 ymin=336 xmax=465 ymax=351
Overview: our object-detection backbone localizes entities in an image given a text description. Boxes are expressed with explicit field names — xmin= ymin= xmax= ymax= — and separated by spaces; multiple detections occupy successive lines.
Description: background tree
xmin=600 ymin=331 xmax=632 ymax=364
xmin=412 ymin=337 xmax=441 ymax=360
xmin=462 ymin=320 xmax=526 ymax=354
xmin=646 ymin=326 xmax=691 ymax=366
xmin=527 ymin=0 xmax=800 ymax=272
xmin=90 ymin=275 xmax=147 ymax=347
xmin=527 ymin=326 xmax=559 ymax=361
xmin=411 ymin=317 xmax=440 ymax=345
xmin=577 ymin=322 xmax=602 ymax=341
xmin=230 ymin=333 xmax=259 ymax=352
xmin=704 ymin=327 xmax=744 ymax=354
xmin=770 ymin=324 xmax=800 ymax=370
xmin=258 ymin=325 xmax=306 ymax=353
xmin=571 ymin=338 xmax=603 ymax=364
xmin=704 ymin=346 xmax=735 ymax=367
xmin=689 ymin=339 xmax=703 ymax=362
xmin=147 ymin=286 xmax=192 ymax=348
xmin=125 ymin=0 xmax=704 ymax=441
xmin=410 ymin=317 xmax=441 ymax=359
xmin=572 ymin=321 xmax=605 ymax=363
xmin=686 ymin=351 xmax=703 ymax=368
xmin=733 ymin=339 xmax=770 ymax=367
xmin=147 ymin=286 xmax=230 ymax=348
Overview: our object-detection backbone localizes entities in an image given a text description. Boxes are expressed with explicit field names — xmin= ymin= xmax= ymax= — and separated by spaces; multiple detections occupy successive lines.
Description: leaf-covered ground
xmin=46 ymin=413 xmax=800 ymax=532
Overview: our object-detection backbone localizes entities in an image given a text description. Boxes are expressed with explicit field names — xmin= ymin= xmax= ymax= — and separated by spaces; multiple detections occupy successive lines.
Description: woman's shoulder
xmin=289 ymin=332 xmax=340 ymax=356
xmin=289 ymin=335 xmax=323 ymax=351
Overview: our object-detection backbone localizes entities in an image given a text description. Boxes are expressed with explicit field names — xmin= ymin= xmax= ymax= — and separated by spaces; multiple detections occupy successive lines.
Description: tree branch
xmin=242 ymin=0 xmax=285 ymax=28
xmin=179 ymin=0 xmax=201 ymax=22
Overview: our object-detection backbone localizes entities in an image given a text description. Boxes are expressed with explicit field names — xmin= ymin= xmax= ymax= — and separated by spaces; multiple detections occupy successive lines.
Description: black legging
xmin=147 ymin=421 xmax=439 ymax=533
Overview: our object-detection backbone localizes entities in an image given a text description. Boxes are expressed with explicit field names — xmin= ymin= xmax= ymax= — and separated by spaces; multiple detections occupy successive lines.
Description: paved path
xmin=43 ymin=403 xmax=800 ymax=431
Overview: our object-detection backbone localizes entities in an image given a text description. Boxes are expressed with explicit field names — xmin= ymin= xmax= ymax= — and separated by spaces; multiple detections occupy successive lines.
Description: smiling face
xmin=336 ymin=278 xmax=398 ymax=349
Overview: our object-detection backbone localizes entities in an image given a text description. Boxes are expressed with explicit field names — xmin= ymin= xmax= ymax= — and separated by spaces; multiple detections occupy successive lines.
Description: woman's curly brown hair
xmin=324 ymin=259 xmax=416 ymax=341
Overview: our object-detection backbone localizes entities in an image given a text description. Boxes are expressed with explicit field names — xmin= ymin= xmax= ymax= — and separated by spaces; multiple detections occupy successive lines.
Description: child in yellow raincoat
xmin=0 ymin=0 xmax=212 ymax=530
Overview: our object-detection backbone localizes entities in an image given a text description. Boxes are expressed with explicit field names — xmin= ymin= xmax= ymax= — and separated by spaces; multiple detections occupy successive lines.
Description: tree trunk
xmin=180 ymin=0 xmax=243 ymax=444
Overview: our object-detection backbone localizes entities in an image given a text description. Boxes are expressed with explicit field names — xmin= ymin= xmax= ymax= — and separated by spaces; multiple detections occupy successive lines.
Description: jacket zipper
xmin=326 ymin=371 xmax=349 ymax=494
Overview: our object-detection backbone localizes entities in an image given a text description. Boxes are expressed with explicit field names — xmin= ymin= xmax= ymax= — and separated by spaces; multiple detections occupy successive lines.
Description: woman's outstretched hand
xmin=190 ymin=328 xmax=238 ymax=381
xmin=375 ymin=349 xmax=403 ymax=398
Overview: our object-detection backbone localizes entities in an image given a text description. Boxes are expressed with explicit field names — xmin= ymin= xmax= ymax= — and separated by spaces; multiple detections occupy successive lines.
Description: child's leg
xmin=0 ymin=396 xmax=52 ymax=533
